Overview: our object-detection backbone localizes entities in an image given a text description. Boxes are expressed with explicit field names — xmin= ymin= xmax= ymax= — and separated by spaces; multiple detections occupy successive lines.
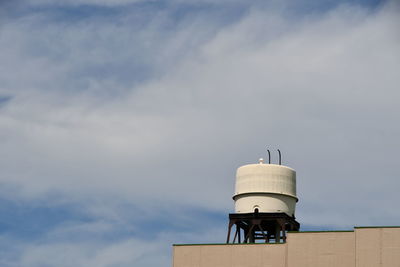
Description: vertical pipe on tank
xmin=267 ymin=149 xmax=271 ymax=164
xmin=277 ymin=149 xmax=281 ymax=165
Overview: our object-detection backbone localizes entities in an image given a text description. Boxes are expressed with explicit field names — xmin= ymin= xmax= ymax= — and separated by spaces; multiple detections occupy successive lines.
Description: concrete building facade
xmin=173 ymin=227 xmax=400 ymax=267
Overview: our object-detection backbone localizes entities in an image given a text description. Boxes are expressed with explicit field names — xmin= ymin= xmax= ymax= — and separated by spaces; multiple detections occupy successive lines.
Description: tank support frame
xmin=226 ymin=212 xmax=300 ymax=243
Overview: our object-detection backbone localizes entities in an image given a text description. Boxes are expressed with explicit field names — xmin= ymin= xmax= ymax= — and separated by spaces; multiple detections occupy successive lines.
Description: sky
xmin=0 ymin=0 xmax=399 ymax=266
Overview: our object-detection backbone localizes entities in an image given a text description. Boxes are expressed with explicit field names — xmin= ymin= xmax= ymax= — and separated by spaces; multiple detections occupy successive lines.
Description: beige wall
xmin=355 ymin=228 xmax=400 ymax=267
xmin=173 ymin=243 xmax=286 ymax=267
xmin=287 ymin=231 xmax=355 ymax=267
xmin=173 ymin=227 xmax=400 ymax=267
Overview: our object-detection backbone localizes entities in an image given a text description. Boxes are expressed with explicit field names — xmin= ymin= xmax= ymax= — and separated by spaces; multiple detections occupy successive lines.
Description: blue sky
xmin=0 ymin=0 xmax=399 ymax=266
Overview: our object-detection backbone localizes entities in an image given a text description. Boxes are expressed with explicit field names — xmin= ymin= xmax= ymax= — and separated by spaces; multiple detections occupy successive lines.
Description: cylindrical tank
xmin=233 ymin=160 xmax=298 ymax=217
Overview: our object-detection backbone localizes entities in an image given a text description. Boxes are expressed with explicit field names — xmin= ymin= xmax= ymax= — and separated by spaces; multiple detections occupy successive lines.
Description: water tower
xmin=226 ymin=150 xmax=300 ymax=243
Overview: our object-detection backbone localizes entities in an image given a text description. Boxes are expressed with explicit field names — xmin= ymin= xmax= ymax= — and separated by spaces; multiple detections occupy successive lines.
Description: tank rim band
xmin=233 ymin=192 xmax=298 ymax=202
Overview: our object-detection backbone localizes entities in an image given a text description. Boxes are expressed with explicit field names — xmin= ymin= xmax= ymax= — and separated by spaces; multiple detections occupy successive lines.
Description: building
xmin=173 ymin=226 xmax=400 ymax=267
xmin=172 ymin=155 xmax=400 ymax=267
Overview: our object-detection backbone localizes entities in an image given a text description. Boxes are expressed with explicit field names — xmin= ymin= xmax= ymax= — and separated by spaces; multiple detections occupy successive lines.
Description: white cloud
xmin=23 ymin=0 xmax=257 ymax=8
xmin=25 ymin=0 xmax=146 ymax=7
xmin=0 ymin=210 xmax=225 ymax=267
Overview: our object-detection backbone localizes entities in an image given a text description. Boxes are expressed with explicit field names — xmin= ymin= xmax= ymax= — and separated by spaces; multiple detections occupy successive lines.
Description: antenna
xmin=277 ymin=149 xmax=281 ymax=165
xmin=267 ymin=149 xmax=271 ymax=164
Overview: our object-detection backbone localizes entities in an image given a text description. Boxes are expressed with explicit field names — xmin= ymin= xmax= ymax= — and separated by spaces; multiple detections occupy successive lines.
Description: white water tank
xmin=233 ymin=159 xmax=298 ymax=217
